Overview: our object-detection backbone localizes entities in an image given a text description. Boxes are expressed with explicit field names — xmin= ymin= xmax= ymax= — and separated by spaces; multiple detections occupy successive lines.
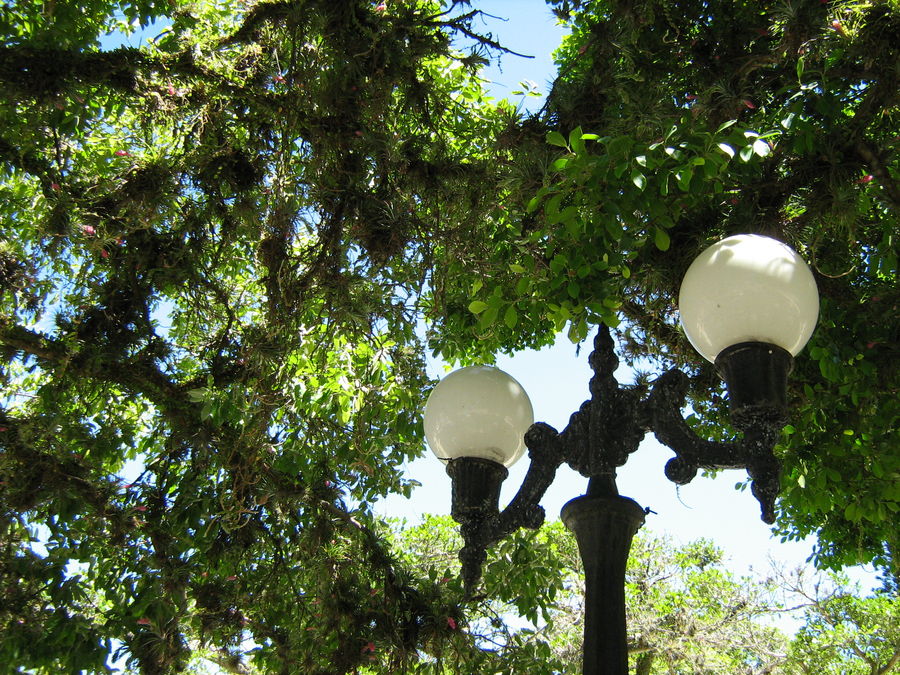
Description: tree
xmin=0 ymin=0 xmax=897 ymax=672
xmin=363 ymin=515 xmax=896 ymax=675
xmin=779 ymin=567 xmax=900 ymax=675
xmin=1 ymin=1 xmax=522 ymax=671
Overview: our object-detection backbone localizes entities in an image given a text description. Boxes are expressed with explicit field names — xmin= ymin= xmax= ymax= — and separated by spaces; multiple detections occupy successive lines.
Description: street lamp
xmin=423 ymin=234 xmax=819 ymax=675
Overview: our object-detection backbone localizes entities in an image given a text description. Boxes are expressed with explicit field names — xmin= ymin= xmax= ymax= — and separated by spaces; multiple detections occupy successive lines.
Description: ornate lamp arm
xmin=452 ymin=325 xmax=787 ymax=594
xmin=645 ymin=368 xmax=782 ymax=523
xmin=453 ymin=423 xmax=564 ymax=595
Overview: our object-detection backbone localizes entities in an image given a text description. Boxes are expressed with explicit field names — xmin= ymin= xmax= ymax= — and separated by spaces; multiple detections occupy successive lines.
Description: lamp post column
xmin=561 ymin=479 xmax=645 ymax=675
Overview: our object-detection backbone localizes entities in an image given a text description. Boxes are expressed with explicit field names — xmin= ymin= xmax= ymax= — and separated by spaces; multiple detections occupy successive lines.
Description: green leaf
xmin=479 ymin=304 xmax=499 ymax=329
xmin=503 ymin=305 xmax=518 ymax=329
xmin=558 ymin=205 xmax=578 ymax=226
xmin=468 ymin=300 xmax=488 ymax=314
xmin=752 ymin=138 xmax=772 ymax=157
xmin=569 ymin=126 xmax=585 ymax=154
xmin=717 ymin=143 xmax=735 ymax=158
xmin=606 ymin=136 xmax=633 ymax=158
xmin=653 ymin=227 xmax=671 ymax=251
xmin=739 ymin=144 xmax=755 ymax=162
xmin=716 ymin=119 xmax=737 ymax=133
xmin=545 ymin=192 xmax=563 ymax=220
xmin=604 ymin=218 xmax=623 ymax=241
xmin=549 ymin=253 xmax=568 ymax=274
xmin=547 ymin=130 xmax=568 ymax=148
xmin=631 ymin=169 xmax=646 ymax=190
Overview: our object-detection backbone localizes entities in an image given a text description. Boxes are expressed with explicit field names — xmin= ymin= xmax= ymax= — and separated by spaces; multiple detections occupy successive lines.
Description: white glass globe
xmin=423 ymin=366 xmax=534 ymax=467
xmin=679 ymin=234 xmax=819 ymax=362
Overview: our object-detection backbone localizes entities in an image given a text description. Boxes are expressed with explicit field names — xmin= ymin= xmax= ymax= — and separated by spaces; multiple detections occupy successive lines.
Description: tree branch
xmin=0 ymin=322 xmax=192 ymax=427
xmin=877 ymin=647 xmax=900 ymax=675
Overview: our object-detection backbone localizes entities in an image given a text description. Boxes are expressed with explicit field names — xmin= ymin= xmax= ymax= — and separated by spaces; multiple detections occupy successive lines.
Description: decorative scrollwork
xmin=451 ymin=325 xmax=790 ymax=594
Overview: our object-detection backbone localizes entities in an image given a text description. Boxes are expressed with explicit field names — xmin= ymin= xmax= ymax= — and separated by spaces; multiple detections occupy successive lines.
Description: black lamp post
xmin=423 ymin=235 xmax=819 ymax=675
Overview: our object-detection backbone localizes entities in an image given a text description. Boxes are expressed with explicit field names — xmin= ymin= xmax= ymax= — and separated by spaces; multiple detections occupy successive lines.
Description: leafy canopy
xmin=0 ymin=0 xmax=897 ymax=672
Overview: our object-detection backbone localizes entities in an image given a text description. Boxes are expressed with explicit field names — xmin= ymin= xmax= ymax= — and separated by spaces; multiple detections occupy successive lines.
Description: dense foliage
xmin=0 ymin=0 xmax=897 ymax=672
xmin=99 ymin=516 xmax=898 ymax=674
xmin=375 ymin=517 xmax=899 ymax=675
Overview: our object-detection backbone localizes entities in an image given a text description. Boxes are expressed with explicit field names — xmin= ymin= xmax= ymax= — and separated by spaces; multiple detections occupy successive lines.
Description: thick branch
xmin=878 ymin=648 xmax=900 ymax=675
xmin=0 ymin=46 xmax=163 ymax=97
xmin=0 ymin=322 xmax=190 ymax=426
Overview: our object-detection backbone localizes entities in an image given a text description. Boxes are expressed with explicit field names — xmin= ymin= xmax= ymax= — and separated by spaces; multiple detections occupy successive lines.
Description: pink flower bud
xmin=115 ymin=150 xmax=129 ymax=157
xmin=81 ymin=225 xmax=96 ymax=236
xmin=447 ymin=616 xmax=457 ymax=629
xmin=136 ymin=618 xmax=151 ymax=626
